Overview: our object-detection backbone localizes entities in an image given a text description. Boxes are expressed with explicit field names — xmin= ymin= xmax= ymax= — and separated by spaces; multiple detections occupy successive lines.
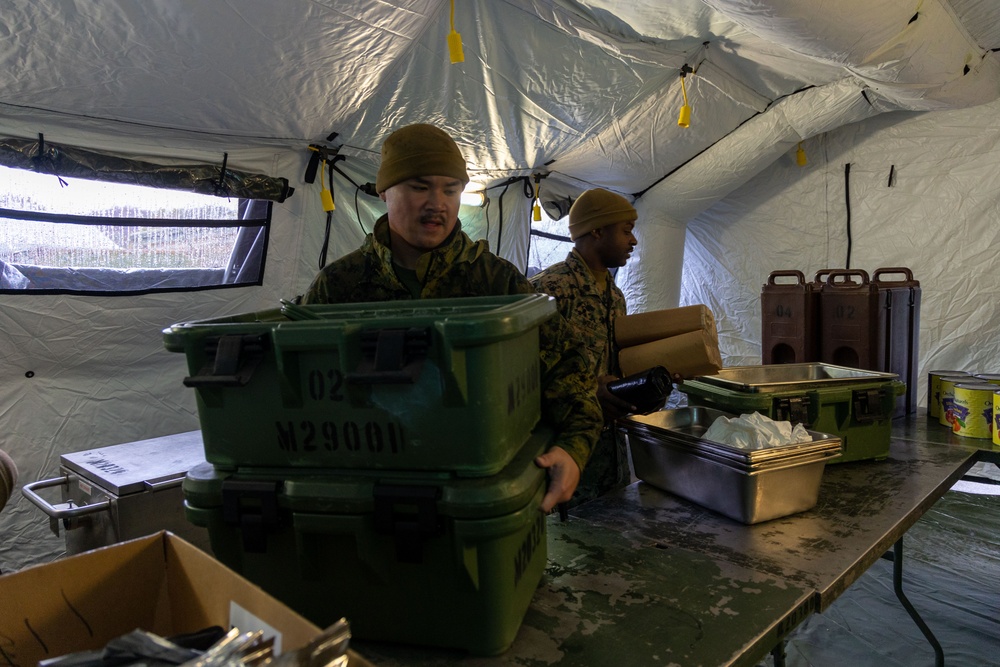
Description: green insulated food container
xmin=163 ymin=294 xmax=556 ymax=476
xmin=680 ymin=363 xmax=905 ymax=463
xmin=183 ymin=429 xmax=551 ymax=656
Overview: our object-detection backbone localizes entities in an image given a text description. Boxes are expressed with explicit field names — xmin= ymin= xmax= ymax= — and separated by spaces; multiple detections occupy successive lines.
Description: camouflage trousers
xmin=568 ymin=425 xmax=631 ymax=508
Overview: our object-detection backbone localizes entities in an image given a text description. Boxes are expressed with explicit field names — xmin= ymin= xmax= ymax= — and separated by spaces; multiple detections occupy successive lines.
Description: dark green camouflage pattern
xmin=530 ymin=248 xmax=627 ymax=377
xmin=531 ymin=249 xmax=631 ymax=502
xmin=301 ymin=215 xmax=601 ymax=471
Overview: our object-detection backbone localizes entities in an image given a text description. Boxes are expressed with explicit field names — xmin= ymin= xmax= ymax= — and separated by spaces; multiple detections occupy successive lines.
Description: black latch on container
xmin=349 ymin=327 xmax=431 ymax=385
xmin=222 ymin=479 xmax=281 ymax=553
xmin=853 ymin=388 xmax=887 ymax=423
xmin=373 ymin=483 xmax=442 ymax=563
xmin=183 ymin=334 xmax=267 ymax=388
xmin=773 ymin=395 xmax=810 ymax=425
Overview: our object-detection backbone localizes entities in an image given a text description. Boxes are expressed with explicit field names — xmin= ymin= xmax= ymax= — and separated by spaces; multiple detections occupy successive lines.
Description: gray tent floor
xmin=759 ymin=461 xmax=1000 ymax=666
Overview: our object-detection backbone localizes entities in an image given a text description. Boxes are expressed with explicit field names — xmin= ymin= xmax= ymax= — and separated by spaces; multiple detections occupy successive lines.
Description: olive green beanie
xmin=375 ymin=123 xmax=470 ymax=193
xmin=568 ymin=188 xmax=637 ymax=240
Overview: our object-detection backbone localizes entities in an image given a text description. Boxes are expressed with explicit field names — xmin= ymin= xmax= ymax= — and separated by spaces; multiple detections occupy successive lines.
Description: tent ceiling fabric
xmin=4 ymin=0 xmax=998 ymax=196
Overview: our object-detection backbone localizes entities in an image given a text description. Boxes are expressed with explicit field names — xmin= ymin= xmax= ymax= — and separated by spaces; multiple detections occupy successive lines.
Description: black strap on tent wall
xmin=844 ymin=162 xmax=853 ymax=269
xmin=492 ymin=180 xmax=513 ymax=255
xmin=213 ymin=152 xmax=231 ymax=198
xmin=304 ymin=139 xmax=378 ymax=269
xmin=0 ymin=136 xmax=294 ymax=202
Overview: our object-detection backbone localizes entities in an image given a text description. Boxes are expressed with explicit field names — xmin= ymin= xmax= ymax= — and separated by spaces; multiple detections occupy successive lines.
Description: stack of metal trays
xmin=620 ymin=406 xmax=842 ymax=524
xmin=691 ymin=362 xmax=897 ymax=393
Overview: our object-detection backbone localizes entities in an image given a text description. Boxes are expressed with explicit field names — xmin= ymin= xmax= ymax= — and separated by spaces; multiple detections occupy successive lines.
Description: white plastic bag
xmin=703 ymin=412 xmax=812 ymax=450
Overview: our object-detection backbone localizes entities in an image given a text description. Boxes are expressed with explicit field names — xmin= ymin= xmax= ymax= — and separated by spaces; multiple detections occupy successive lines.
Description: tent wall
xmin=681 ymin=97 xmax=1000 ymax=401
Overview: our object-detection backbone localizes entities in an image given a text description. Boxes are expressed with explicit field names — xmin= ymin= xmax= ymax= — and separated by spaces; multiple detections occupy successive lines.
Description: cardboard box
xmin=619 ymin=329 xmax=722 ymax=379
xmin=0 ymin=531 xmax=372 ymax=667
xmin=615 ymin=304 xmax=716 ymax=348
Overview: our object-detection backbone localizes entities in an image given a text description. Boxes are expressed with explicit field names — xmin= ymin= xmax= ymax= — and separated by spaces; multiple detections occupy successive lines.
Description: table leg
xmin=881 ymin=537 xmax=944 ymax=667
xmin=770 ymin=640 xmax=786 ymax=667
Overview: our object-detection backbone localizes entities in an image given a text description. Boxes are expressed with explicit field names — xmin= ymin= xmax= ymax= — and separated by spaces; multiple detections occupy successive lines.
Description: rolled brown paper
xmin=615 ymin=305 xmax=716 ymax=348
xmin=619 ymin=329 xmax=722 ymax=379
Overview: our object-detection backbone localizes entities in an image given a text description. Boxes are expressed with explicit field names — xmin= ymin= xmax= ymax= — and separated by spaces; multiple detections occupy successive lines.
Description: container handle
xmin=766 ymin=270 xmax=805 ymax=286
xmin=823 ymin=268 xmax=871 ymax=288
xmin=812 ymin=269 xmax=834 ymax=284
xmin=21 ymin=476 xmax=112 ymax=537
xmin=144 ymin=477 xmax=184 ymax=491
xmin=872 ymin=267 xmax=914 ymax=284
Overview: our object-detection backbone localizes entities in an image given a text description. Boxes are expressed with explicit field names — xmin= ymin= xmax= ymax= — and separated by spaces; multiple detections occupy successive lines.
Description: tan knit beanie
xmin=375 ymin=123 xmax=470 ymax=193
xmin=568 ymin=188 xmax=637 ymax=240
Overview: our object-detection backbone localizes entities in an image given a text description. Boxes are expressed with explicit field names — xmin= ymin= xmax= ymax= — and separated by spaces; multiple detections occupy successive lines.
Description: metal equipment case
xmin=182 ymin=429 xmax=552 ymax=656
xmin=163 ymin=294 xmax=556 ymax=477
xmin=22 ymin=431 xmax=211 ymax=554
xmin=680 ymin=364 xmax=904 ymax=463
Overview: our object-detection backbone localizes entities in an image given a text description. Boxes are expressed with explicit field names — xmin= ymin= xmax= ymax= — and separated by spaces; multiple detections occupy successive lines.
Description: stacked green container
xmin=183 ymin=429 xmax=551 ymax=656
xmin=166 ymin=294 xmax=559 ymax=654
xmin=163 ymin=294 xmax=555 ymax=476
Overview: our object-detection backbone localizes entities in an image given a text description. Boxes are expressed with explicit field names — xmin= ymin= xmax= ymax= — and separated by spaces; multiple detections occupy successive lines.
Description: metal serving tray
xmin=620 ymin=407 xmax=842 ymax=524
xmin=693 ymin=363 xmax=897 ymax=393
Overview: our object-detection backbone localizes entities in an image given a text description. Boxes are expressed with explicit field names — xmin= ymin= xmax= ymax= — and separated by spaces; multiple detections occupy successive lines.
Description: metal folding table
xmin=354 ymin=413 xmax=987 ymax=666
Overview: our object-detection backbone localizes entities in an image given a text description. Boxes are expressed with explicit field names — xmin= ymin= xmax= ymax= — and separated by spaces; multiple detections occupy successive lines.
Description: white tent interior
xmin=1 ymin=0 xmax=998 ymax=579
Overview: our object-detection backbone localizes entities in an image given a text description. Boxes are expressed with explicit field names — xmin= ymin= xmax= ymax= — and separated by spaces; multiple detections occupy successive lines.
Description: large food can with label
xmin=927 ymin=370 xmax=971 ymax=419
xmin=974 ymin=373 xmax=1000 ymax=386
xmin=938 ymin=374 xmax=976 ymax=427
xmin=994 ymin=389 xmax=1000 ymax=446
xmin=951 ymin=382 xmax=996 ymax=438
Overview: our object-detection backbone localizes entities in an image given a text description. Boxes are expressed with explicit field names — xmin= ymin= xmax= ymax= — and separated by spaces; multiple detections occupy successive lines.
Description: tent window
xmin=0 ymin=165 xmax=270 ymax=295
xmin=526 ymin=208 xmax=572 ymax=277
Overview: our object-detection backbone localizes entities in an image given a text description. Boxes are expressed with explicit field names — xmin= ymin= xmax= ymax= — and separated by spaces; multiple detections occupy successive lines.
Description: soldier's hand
xmin=534 ymin=446 xmax=581 ymax=513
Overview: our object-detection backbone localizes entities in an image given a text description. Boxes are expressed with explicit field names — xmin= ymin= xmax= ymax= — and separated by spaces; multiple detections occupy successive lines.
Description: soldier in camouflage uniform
xmin=530 ymin=188 xmax=638 ymax=505
xmin=302 ymin=123 xmax=602 ymax=513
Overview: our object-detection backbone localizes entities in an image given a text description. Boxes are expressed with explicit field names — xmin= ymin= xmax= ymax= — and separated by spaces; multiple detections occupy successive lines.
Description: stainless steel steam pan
xmin=622 ymin=406 xmax=842 ymax=466
xmin=620 ymin=407 xmax=842 ymax=524
xmin=692 ymin=363 xmax=897 ymax=393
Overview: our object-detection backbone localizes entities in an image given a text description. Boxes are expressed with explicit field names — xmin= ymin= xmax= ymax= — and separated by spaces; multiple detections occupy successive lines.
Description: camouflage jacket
xmin=301 ymin=215 xmax=601 ymax=471
xmin=530 ymin=248 xmax=627 ymax=377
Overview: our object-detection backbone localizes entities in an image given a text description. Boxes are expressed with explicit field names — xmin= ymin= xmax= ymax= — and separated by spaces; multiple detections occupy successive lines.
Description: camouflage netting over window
xmin=0 ymin=136 xmax=293 ymax=203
